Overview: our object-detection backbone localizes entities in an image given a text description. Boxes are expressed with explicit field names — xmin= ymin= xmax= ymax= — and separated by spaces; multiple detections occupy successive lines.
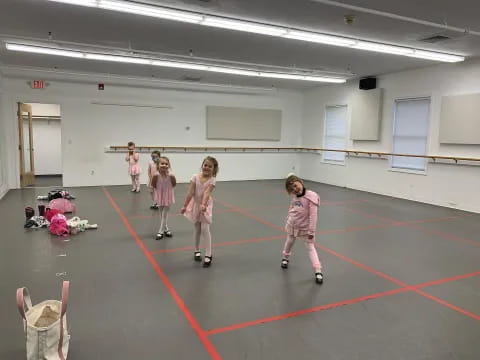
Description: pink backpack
xmin=49 ymin=214 xmax=69 ymax=236
xmin=48 ymin=198 xmax=76 ymax=213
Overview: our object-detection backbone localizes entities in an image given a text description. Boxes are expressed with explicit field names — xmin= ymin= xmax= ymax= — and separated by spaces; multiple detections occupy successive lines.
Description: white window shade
xmin=392 ymin=98 xmax=430 ymax=171
xmin=323 ymin=105 xmax=348 ymax=163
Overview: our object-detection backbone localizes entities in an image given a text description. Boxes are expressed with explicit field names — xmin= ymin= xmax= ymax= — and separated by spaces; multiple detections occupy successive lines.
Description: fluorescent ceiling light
xmin=46 ymin=0 xmax=465 ymax=63
xmin=259 ymin=72 xmax=345 ymax=83
xmin=99 ymin=0 xmax=203 ymax=23
xmin=408 ymin=50 xmax=464 ymax=63
xmin=303 ymin=76 xmax=345 ymax=83
xmin=5 ymin=43 xmax=84 ymax=58
xmin=48 ymin=0 xmax=97 ymax=5
xmin=5 ymin=42 xmax=345 ymax=83
xmin=151 ymin=60 xmax=208 ymax=71
xmin=353 ymin=41 xmax=413 ymax=55
xmin=207 ymin=66 xmax=258 ymax=76
xmin=285 ymin=30 xmax=356 ymax=46
xmin=85 ymin=53 xmax=151 ymax=64
xmin=201 ymin=18 xmax=287 ymax=37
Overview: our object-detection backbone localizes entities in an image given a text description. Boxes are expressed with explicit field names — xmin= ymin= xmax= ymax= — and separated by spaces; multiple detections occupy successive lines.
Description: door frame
xmin=17 ymin=102 xmax=35 ymax=187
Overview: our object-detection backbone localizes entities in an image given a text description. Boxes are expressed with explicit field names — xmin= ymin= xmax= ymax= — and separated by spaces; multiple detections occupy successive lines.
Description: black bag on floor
xmin=25 ymin=207 xmax=34 ymax=220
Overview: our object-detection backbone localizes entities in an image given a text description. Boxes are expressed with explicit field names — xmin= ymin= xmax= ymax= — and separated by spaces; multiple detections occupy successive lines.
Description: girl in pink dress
xmin=181 ymin=156 xmax=218 ymax=267
xmin=125 ymin=141 xmax=141 ymax=192
xmin=148 ymin=150 xmax=161 ymax=209
xmin=153 ymin=156 xmax=177 ymax=240
xmin=281 ymin=174 xmax=324 ymax=284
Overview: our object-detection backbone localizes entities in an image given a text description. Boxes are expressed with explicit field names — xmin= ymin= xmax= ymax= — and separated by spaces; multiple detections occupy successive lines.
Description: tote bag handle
xmin=16 ymin=287 xmax=33 ymax=320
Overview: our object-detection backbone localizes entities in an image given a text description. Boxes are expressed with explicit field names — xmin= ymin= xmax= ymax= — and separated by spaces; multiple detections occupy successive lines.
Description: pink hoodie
xmin=285 ymin=189 xmax=320 ymax=236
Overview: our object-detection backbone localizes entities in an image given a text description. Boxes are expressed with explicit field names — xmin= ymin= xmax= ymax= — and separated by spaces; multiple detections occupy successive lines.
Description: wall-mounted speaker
xmin=359 ymin=77 xmax=376 ymax=90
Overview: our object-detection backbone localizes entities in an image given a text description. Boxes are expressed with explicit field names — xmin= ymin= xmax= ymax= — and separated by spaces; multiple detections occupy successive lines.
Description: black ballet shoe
xmin=194 ymin=251 xmax=202 ymax=262
xmin=203 ymin=255 xmax=212 ymax=267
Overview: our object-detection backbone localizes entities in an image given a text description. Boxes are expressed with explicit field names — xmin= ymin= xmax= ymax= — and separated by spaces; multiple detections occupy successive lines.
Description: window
xmin=391 ymin=98 xmax=430 ymax=172
xmin=323 ymin=105 xmax=348 ymax=163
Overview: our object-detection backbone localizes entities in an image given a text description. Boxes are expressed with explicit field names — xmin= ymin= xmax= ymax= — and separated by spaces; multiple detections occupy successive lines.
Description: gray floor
xmin=1 ymin=180 xmax=479 ymax=359
xmin=26 ymin=175 xmax=63 ymax=187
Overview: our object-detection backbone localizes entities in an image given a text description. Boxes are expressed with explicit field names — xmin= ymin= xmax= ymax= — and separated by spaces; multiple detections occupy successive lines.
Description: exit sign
xmin=31 ymin=80 xmax=45 ymax=89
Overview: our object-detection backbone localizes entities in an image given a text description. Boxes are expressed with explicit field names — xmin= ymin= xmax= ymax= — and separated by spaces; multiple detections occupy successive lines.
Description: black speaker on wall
xmin=359 ymin=77 xmax=376 ymax=90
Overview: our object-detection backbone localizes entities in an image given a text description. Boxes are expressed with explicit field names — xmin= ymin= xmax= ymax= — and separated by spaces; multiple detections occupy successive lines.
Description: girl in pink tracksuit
xmin=281 ymin=174 xmax=324 ymax=284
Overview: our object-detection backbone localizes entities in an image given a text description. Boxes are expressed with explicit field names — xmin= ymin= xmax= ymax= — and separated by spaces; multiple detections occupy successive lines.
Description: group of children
xmin=125 ymin=141 xmax=323 ymax=283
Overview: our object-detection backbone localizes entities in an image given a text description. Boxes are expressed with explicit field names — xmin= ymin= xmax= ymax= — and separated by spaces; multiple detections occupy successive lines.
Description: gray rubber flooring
xmin=1 ymin=180 xmax=479 ymax=359
xmin=26 ymin=175 xmax=63 ymax=188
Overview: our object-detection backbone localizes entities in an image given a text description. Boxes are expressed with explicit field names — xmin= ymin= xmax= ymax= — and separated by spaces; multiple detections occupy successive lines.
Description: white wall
xmin=1 ymin=72 xmax=303 ymax=188
xmin=0 ymin=70 xmax=9 ymax=199
xmin=302 ymin=59 xmax=480 ymax=213
xmin=5 ymin=60 xmax=479 ymax=212
xmin=27 ymin=103 xmax=62 ymax=175
xmin=29 ymin=103 xmax=61 ymax=117
xmin=31 ymin=119 xmax=62 ymax=175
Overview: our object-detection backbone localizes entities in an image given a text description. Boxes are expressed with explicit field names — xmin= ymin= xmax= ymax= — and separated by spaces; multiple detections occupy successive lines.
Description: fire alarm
xmin=98 ymin=83 xmax=104 ymax=90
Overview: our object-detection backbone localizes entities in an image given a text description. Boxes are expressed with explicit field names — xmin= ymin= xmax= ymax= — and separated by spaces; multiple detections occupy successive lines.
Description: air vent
xmin=418 ymin=34 xmax=451 ymax=43
xmin=417 ymin=30 xmax=466 ymax=43
xmin=182 ymin=75 xmax=202 ymax=82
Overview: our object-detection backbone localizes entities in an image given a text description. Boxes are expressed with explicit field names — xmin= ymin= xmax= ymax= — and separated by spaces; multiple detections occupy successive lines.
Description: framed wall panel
xmin=350 ymin=88 xmax=383 ymax=141
xmin=440 ymin=93 xmax=480 ymax=144
xmin=206 ymin=106 xmax=281 ymax=141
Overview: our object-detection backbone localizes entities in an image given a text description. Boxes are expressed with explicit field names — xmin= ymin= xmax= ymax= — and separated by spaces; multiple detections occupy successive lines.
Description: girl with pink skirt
xmin=181 ymin=156 xmax=218 ymax=267
xmin=153 ymin=156 xmax=176 ymax=240
xmin=125 ymin=141 xmax=141 ymax=192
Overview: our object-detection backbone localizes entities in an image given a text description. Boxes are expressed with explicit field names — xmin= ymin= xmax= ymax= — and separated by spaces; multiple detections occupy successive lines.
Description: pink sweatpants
xmin=282 ymin=234 xmax=322 ymax=272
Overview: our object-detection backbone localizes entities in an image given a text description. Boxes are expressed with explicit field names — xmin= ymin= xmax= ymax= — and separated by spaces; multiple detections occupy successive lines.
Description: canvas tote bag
xmin=16 ymin=281 xmax=70 ymax=360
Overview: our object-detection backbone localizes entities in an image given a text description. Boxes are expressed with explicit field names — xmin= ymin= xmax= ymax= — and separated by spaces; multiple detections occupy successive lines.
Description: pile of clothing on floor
xmin=24 ymin=188 xmax=98 ymax=236
xmin=36 ymin=188 xmax=76 ymax=201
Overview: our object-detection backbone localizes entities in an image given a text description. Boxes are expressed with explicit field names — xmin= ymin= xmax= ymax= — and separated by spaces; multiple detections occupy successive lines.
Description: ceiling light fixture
xmin=85 ymin=53 xmax=151 ymax=64
xmin=46 ymin=0 xmax=465 ymax=62
xmin=6 ymin=43 xmax=84 ymax=58
xmin=5 ymin=42 xmax=346 ymax=83
xmin=352 ymin=41 xmax=413 ymax=55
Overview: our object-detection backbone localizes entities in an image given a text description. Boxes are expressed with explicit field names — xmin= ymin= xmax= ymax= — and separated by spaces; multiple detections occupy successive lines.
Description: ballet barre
xmin=106 ymin=146 xmax=480 ymax=164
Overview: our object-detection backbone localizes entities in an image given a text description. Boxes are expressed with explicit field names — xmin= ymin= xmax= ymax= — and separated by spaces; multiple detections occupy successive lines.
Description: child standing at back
xmin=148 ymin=150 xmax=161 ymax=209
xmin=153 ymin=156 xmax=177 ymax=240
xmin=281 ymin=174 xmax=324 ymax=284
xmin=181 ymin=156 xmax=218 ymax=267
xmin=125 ymin=141 xmax=141 ymax=192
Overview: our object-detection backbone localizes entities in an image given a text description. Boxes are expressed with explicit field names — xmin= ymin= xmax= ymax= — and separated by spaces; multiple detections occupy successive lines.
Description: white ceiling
xmin=0 ymin=0 xmax=479 ymax=90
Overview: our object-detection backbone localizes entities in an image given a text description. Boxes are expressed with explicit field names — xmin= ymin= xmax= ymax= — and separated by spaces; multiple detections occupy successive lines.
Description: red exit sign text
xmin=31 ymin=80 xmax=45 ymax=89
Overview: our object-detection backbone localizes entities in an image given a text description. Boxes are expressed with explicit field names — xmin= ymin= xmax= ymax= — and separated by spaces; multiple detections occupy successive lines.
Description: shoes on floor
xmin=194 ymin=251 xmax=202 ymax=262
xmin=203 ymin=255 xmax=212 ymax=268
